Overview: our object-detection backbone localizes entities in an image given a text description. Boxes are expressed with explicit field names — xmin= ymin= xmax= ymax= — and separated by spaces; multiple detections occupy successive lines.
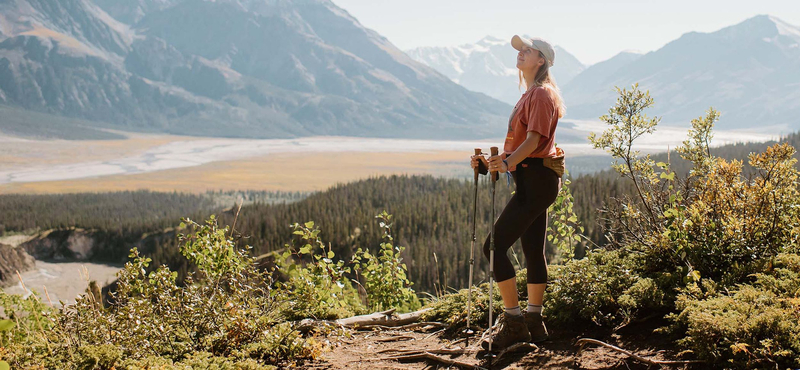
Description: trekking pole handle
xmin=490 ymin=147 xmax=499 ymax=182
xmin=473 ymin=148 xmax=482 ymax=179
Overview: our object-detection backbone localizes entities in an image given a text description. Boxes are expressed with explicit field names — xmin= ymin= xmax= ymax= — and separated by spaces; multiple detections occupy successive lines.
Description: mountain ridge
xmin=561 ymin=14 xmax=800 ymax=130
xmin=0 ymin=0 xmax=510 ymax=140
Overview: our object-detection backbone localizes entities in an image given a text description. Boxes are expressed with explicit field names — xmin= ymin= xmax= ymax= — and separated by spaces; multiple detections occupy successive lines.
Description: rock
xmin=21 ymin=229 xmax=96 ymax=261
xmin=0 ymin=243 xmax=36 ymax=287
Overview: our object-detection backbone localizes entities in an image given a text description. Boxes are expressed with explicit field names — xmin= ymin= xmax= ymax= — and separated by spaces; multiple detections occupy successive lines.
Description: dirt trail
xmin=305 ymin=318 xmax=703 ymax=369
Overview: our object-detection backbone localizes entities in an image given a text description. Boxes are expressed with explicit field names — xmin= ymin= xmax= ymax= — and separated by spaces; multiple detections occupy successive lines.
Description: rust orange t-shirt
xmin=503 ymin=86 xmax=559 ymax=172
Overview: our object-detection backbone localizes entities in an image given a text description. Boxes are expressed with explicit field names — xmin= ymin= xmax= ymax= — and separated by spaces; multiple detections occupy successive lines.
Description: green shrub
xmin=544 ymin=248 xmax=667 ymax=328
xmin=351 ymin=211 xmax=419 ymax=312
xmin=1 ymin=211 xmax=420 ymax=368
xmin=420 ymin=281 xmax=502 ymax=334
xmin=420 ymin=269 xmax=528 ymax=333
xmin=273 ymin=219 xmax=362 ymax=320
xmin=664 ymin=253 xmax=800 ymax=369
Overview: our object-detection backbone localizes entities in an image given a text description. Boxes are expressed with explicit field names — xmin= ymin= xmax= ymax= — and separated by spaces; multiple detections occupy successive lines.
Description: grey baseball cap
xmin=511 ymin=35 xmax=555 ymax=67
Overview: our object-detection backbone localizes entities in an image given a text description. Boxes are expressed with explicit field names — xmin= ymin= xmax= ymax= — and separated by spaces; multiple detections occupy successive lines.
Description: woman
xmin=471 ymin=35 xmax=565 ymax=351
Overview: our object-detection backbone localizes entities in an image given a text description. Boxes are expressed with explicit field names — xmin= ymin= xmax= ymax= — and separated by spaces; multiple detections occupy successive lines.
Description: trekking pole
xmin=465 ymin=148 xmax=482 ymax=346
xmin=487 ymin=146 xmax=499 ymax=355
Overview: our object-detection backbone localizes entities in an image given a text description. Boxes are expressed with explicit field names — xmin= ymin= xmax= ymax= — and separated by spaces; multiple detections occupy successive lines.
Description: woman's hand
xmin=470 ymin=154 xmax=488 ymax=170
xmin=488 ymin=155 xmax=508 ymax=173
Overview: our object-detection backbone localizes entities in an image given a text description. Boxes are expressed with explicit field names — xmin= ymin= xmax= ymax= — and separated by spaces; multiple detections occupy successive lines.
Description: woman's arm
xmin=488 ymin=131 xmax=541 ymax=172
xmin=505 ymin=131 xmax=541 ymax=168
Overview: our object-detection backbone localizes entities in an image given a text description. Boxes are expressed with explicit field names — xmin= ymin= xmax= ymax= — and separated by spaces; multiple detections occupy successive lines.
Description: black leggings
xmin=482 ymin=158 xmax=562 ymax=284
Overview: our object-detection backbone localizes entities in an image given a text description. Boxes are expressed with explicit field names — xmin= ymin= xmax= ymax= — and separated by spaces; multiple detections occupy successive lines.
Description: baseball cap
xmin=511 ymin=35 xmax=555 ymax=67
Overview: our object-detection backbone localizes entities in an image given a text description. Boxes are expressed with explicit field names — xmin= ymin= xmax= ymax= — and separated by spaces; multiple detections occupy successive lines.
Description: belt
xmin=514 ymin=157 xmax=544 ymax=169
xmin=520 ymin=157 xmax=544 ymax=165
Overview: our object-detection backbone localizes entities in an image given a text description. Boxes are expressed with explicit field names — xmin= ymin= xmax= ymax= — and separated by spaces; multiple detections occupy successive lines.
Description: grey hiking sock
xmin=504 ymin=305 xmax=522 ymax=317
xmin=527 ymin=304 xmax=542 ymax=314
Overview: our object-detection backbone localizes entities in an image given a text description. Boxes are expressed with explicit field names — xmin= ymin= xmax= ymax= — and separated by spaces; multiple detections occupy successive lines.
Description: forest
xmin=1 ymin=130 xmax=797 ymax=295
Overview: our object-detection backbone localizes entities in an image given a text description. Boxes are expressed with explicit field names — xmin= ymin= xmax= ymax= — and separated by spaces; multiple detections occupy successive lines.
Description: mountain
xmin=0 ymin=0 xmax=510 ymax=140
xmin=562 ymin=51 xmax=643 ymax=95
xmin=562 ymin=15 xmax=800 ymax=131
xmin=406 ymin=35 xmax=585 ymax=105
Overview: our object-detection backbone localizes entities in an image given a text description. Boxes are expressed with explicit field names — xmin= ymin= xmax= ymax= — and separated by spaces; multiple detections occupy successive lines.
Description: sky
xmin=331 ymin=0 xmax=800 ymax=65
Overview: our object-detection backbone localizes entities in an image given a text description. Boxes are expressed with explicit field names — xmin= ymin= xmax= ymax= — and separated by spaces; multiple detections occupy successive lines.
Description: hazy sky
xmin=331 ymin=0 xmax=799 ymax=65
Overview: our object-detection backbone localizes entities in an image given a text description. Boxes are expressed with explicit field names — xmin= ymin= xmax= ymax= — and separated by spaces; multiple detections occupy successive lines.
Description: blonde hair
xmin=518 ymin=51 xmax=566 ymax=118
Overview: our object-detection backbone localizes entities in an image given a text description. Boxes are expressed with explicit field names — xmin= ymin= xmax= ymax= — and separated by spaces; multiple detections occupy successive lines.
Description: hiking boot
xmin=524 ymin=311 xmax=549 ymax=343
xmin=480 ymin=312 xmax=531 ymax=351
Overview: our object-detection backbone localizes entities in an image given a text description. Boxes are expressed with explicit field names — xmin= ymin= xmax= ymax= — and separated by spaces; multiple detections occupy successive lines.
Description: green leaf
xmin=327 ymin=251 xmax=335 ymax=259
xmin=0 ymin=319 xmax=14 ymax=331
xmin=305 ymin=221 xmax=315 ymax=228
xmin=0 ymin=360 xmax=9 ymax=370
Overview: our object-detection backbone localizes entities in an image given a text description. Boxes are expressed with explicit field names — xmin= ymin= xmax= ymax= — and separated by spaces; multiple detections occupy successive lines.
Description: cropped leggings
xmin=482 ymin=158 xmax=562 ymax=284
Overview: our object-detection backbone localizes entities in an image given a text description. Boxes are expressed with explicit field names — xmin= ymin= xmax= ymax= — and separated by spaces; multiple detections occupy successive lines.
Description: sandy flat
xmin=0 ymin=150 xmax=474 ymax=194
xmin=0 ymin=131 xmax=200 ymax=174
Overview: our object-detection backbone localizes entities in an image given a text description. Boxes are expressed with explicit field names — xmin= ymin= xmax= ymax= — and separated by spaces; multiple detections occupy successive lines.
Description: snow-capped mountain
xmin=406 ymin=36 xmax=585 ymax=105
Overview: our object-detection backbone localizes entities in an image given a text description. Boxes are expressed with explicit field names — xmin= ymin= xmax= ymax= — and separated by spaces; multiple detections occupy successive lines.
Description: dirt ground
xmin=303 ymin=317 xmax=705 ymax=370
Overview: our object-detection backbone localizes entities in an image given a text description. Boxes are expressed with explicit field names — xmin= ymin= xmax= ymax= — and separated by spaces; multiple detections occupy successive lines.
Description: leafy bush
xmin=273 ymin=210 xmax=419 ymax=319
xmin=273 ymin=219 xmax=362 ymax=320
xmin=665 ymin=254 xmax=800 ymax=369
xmin=419 ymin=272 xmax=520 ymax=334
xmin=351 ymin=211 xmax=420 ymax=312
xmin=547 ymin=170 xmax=586 ymax=263
xmin=581 ymin=83 xmax=800 ymax=368
xmin=544 ymin=248 xmax=668 ymax=328
xmin=1 ymin=211 xmax=420 ymax=368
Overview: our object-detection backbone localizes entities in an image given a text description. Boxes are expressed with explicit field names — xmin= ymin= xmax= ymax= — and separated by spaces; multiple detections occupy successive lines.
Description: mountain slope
xmin=562 ymin=15 xmax=800 ymax=130
xmin=406 ymin=35 xmax=585 ymax=105
xmin=0 ymin=0 xmax=510 ymax=139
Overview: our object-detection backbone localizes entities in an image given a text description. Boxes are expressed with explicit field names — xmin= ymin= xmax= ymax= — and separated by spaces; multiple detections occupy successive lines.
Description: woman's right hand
xmin=470 ymin=154 xmax=488 ymax=170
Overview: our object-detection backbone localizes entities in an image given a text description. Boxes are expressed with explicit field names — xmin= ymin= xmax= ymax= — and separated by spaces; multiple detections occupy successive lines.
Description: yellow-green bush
xmin=1 ymin=211 xmax=416 ymax=368
xmin=583 ymin=84 xmax=800 ymax=369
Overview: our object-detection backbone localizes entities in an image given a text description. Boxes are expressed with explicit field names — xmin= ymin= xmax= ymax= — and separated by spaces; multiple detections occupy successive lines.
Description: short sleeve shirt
xmin=503 ymin=86 xmax=559 ymax=172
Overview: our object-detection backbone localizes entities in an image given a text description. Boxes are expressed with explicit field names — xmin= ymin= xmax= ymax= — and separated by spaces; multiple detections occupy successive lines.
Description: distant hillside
xmin=562 ymin=15 xmax=800 ymax=132
xmin=0 ymin=0 xmax=509 ymax=140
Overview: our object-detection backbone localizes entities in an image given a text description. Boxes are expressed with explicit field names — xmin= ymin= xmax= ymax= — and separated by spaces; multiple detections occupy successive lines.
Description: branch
xmin=336 ymin=307 xmax=431 ymax=328
xmin=575 ymin=338 xmax=704 ymax=365
xmin=380 ymin=351 xmax=486 ymax=370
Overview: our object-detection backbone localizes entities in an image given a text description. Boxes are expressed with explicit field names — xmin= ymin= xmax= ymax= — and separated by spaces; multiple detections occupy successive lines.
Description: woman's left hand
xmin=488 ymin=155 xmax=507 ymax=173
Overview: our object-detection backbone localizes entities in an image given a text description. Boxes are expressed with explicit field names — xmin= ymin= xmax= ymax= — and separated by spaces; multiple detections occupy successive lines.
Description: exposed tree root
xmin=380 ymin=351 xmax=487 ymax=370
xmin=378 ymin=348 xmax=480 ymax=356
xmin=375 ymin=335 xmax=415 ymax=342
xmin=354 ymin=321 xmax=447 ymax=331
xmin=576 ymin=338 xmax=705 ymax=366
xmin=493 ymin=341 xmax=539 ymax=361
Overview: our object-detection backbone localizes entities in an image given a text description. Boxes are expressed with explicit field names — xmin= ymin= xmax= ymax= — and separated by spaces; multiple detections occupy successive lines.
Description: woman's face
xmin=516 ymin=45 xmax=544 ymax=73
